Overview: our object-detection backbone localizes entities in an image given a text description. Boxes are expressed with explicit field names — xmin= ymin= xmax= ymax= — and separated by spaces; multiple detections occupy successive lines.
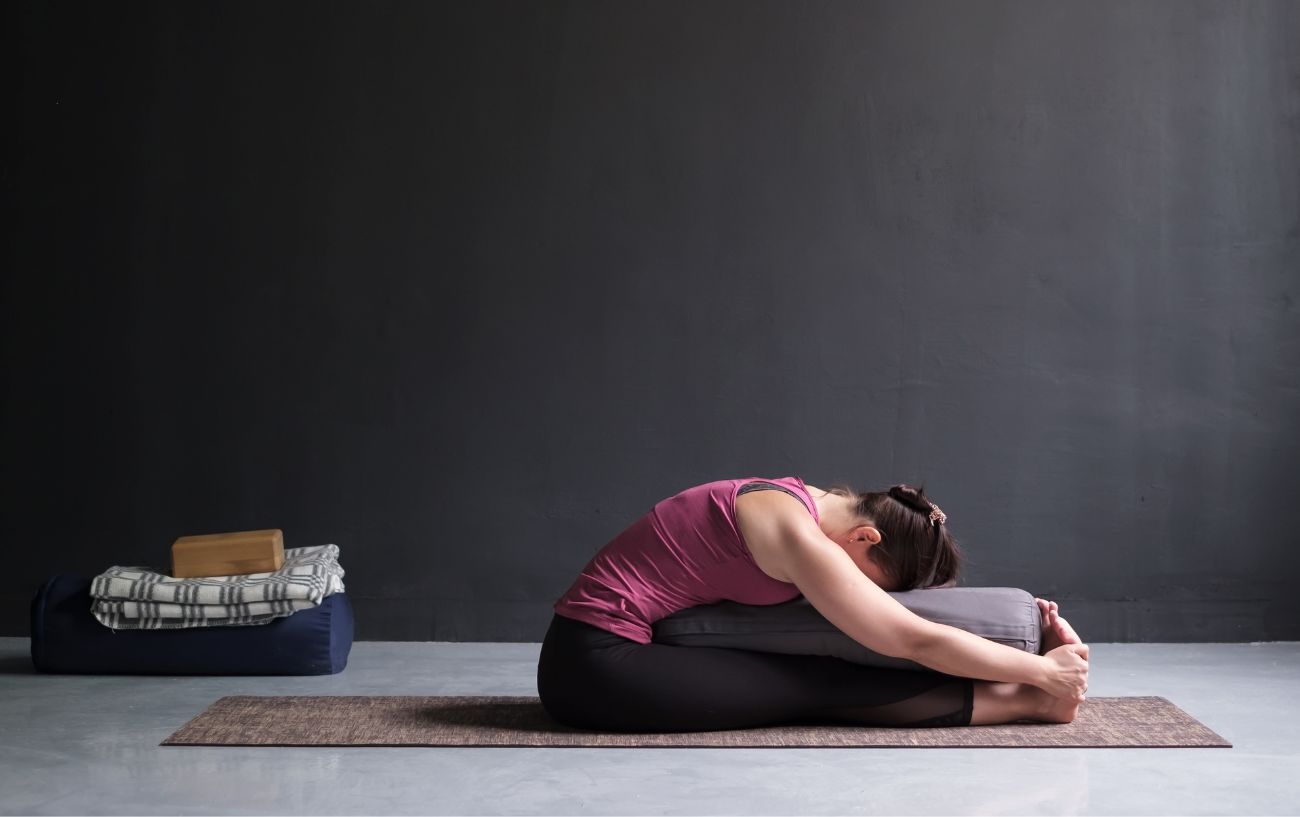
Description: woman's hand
xmin=1039 ymin=643 xmax=1090 ymax=702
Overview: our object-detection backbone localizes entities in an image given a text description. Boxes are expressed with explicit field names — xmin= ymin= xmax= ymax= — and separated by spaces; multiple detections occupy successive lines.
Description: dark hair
xmin=819 ymin=481 xmax=963 ymax=590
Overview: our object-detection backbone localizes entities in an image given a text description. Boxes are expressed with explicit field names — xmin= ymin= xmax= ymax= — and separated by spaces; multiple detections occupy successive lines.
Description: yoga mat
xmin=162 ymin=695 xmax=1232 ymax=748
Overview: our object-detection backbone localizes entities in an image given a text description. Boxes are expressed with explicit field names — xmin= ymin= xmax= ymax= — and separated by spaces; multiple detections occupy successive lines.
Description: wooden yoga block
xmin=171 ymin=529 xmax=285 ymax=578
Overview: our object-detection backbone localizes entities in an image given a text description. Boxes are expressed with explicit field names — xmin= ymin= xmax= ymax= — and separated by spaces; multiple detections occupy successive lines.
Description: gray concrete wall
xmin=5 ymin=0 xmax=1298 ymax=641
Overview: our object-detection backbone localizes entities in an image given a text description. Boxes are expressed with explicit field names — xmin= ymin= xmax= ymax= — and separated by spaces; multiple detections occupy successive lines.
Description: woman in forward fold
xmin=537 ymin=477 xmax=1088 ymax=732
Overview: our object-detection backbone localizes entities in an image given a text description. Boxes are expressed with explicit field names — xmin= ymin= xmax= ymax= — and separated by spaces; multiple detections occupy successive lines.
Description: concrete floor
xmin=0 ymin=637 xmax=1296 ymax=816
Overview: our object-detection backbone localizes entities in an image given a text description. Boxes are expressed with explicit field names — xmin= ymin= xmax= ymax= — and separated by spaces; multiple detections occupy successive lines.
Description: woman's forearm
xmin=907 ymin=621 xmax=1048 ymax=687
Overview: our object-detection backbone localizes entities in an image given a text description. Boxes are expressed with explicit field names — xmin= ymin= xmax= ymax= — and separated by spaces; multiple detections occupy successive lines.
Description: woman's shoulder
xmin=733 ymin=479 xmax=820 ymax=583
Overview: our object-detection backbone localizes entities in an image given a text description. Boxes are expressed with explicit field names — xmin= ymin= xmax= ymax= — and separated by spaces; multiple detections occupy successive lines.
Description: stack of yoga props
xmin=30 ymin=535 xmax=353 ymax=675
xmin=89 ymin=543 xmax=345 ymax=630
xmin=157 ymin=586 xmax=1231 ymax=749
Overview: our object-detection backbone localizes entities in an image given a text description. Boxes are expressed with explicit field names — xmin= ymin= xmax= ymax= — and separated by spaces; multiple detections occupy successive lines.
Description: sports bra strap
xmin=736 ymin=481 xmax=807 ymax=506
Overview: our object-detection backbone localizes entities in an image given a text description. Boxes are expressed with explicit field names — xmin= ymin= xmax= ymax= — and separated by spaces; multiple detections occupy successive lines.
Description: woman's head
xmin=823 ymin=482 xmax=963 ymax=591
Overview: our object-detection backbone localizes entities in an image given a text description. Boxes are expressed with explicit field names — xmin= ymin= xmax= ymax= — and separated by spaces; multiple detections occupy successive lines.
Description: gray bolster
xmin=652 ymin=586 xmax=1041 ymax=671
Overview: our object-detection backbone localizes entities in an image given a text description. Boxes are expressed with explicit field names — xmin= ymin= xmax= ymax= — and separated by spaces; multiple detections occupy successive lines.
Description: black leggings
xmin=536 ymin=612 xmax=975 ymax=733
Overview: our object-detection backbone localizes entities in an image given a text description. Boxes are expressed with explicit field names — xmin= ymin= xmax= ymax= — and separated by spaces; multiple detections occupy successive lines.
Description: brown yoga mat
xmin=162 ymin=695 xmax=1231 ymax=748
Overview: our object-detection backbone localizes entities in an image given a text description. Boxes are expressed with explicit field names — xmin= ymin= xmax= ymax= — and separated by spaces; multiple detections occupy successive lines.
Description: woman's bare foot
xmin=1031 ymin=598 xmax=1087 ymax=723
xmin=1036 ymin=597 xmax=1082 ymax=653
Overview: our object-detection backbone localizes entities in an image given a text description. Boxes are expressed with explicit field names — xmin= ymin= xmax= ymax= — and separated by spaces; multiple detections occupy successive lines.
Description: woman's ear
xmin=856 ymin=525 xmax=883 ymax=546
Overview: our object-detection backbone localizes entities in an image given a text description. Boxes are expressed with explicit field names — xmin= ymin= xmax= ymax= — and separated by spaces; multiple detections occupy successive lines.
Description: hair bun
xmin=889 ymin=483 xmax=928 ymax=511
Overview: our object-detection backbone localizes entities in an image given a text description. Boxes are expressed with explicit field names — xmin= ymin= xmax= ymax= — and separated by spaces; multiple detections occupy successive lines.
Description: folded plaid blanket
xmin=89 ymin=544 xmax=345 ymax=630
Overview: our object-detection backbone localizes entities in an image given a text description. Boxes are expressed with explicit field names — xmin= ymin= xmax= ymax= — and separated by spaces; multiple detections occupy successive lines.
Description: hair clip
xmin=928 ymin=503 xmax=947 ymax=526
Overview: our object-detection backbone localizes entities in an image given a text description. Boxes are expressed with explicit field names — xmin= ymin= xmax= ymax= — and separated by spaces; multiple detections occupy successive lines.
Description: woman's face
xmin=860 ymin=555 xmax=900 ymax=592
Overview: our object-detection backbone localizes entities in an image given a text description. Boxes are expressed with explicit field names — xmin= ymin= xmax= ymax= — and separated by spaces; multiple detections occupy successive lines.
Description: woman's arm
xmin=745 ymin=490 xmax=1051 ymax=687
xmin=779 ymin=532 xmax=1049 ymax=686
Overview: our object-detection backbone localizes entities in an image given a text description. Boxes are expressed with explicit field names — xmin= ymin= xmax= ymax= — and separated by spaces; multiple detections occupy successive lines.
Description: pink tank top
xmin=552 ymin=476 xmax=816 ymax=643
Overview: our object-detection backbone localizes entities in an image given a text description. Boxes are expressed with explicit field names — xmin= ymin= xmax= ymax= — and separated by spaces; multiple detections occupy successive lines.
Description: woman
xmin=537 ymin=476 xmax=1089 ymax=732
